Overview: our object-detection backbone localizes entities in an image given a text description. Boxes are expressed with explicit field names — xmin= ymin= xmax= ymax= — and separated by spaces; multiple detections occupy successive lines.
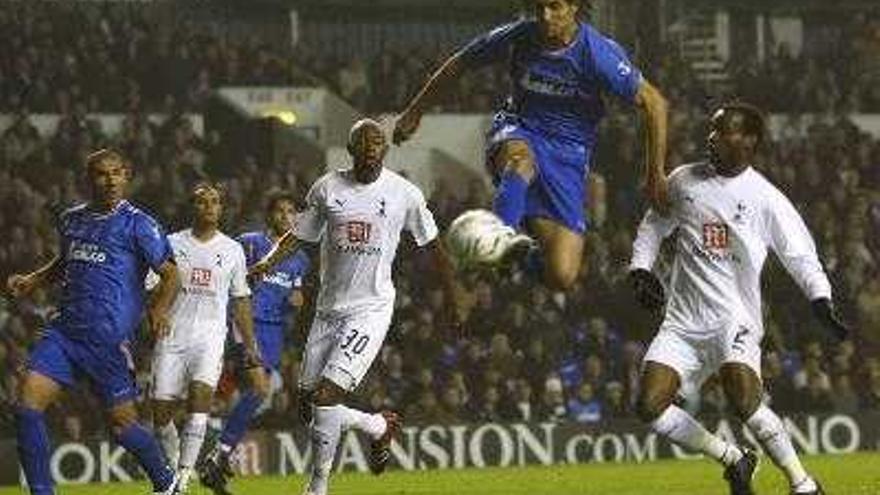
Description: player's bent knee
xmin=497 ymin=142 xmax=536 ymax=181
xmin=108 ymin=404 xmax=139 ymax=432
xmin=18 ymin=372 xmax=60 ymax=411
xmin=636 ymin=392 xmax=674 ymax=423
xmin=728 ymin=395 xmax=761 ymax=421
xmin=544 ymin=265 xmax=578 ymax=291
xmin=151 ymin=405 xmax=175 ymax=428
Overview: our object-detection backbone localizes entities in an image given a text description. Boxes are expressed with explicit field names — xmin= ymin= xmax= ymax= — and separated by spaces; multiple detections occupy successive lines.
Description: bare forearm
xmin=150 ymin=267 xmax=179 ymax=315
xmin=637 ymin=82 xmax=668 ymax=184
xmin=233 ymin=298 xmax=259 ymax=351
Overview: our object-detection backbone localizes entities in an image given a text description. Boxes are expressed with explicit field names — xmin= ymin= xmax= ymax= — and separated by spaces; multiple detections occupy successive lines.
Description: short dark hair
xmin=85 ymin=148 xmax=128 ymax=175
xmin=717 ymin=101 xmax=767 ymax=147
xmin=265 ymin=189 xmax=298 ymax=214
xmin=190 ymin=181 xmax=225 ymax=204
xmin=523 ymin=0 xmax=592 ymax=18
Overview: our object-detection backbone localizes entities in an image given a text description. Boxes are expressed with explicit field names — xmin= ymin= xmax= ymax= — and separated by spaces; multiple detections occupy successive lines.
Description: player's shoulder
xmin=581 ymin=21 xmax=628 ymax=54
xmin=122 ymin=201 xmax=164 ymax=227
xmin=57 ymin=202 xmax=89 ymax=223
xmin=167 ymin=229 xmax=188 ymax=243
xmin=216 ymin=231 xmax=246 ymax=252
xmin=60 ymin=202 xmax=88 ymax=216
xmin=382 ymin=169 xmax=427 ymax=200
xmin=744 ymin=167 xmax=791 ymax=206
xmin=488 ymin=18 xmax=537 ymax=41
xmin=237 ymin=230 xmax=264 ymax=244
xmin=667 ymin=162 xmax=710 ymax=185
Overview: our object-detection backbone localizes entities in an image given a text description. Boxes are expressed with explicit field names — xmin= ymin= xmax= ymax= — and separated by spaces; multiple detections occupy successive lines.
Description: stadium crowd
xmin=0 ymin=1 xmax=879 ymax=440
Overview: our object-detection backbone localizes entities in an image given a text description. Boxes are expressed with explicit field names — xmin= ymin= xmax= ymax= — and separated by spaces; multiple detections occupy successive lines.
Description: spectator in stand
xmin=567 ymin=382 xmax=602 ymax=424
xmin=538 ymin=376 xmax=567 ymax=423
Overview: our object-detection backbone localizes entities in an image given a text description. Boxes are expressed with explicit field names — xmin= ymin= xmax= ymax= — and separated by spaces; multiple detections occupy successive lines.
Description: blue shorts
xmin=27 ymin=327 xmax=139 ymax=407
xmin=255 ymin=322 xmax=284 ymax=371
xmin=486 ymin=113 xmax=590 ymax=233
xmin=232 ymin=321 xmax=285 ymax=372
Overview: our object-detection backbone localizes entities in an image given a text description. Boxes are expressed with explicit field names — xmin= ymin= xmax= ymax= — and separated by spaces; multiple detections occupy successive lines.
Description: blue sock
xmin=493 ymin=170 xmax=529 ymax=228
xmin=17 ymin=407 xmax=54 ymax=495
xmin=219 ymin=391 xmax=263 ymax=450
xmin=116 ymin=423 xmax=175 ymax=492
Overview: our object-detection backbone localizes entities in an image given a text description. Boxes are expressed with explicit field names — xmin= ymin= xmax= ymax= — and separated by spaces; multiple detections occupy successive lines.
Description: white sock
xmin=179 ymin=413 xmax=209 ymax=470
xmin=306 ymin=405 xmax=344 ymax=495
xmin=746 ymin=404 xmax=809 ymax=487
xmin=338 ymin=406 xmax=387 ymax=440
xmin=652 ymin=404 xmax=743 ymax=466
xmin=177 ymin=466 xmax=193 ymax=492
xmin=156 ymin=421 xmax=180 ymax=469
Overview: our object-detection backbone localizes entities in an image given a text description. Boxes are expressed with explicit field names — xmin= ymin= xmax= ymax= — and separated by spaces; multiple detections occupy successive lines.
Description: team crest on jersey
xmin=191 ymin=267 xmax=212 ymax=286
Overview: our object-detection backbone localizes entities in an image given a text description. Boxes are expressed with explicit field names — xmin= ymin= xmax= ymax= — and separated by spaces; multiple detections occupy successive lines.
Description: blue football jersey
xmin=459 ymin=19 xmax=642 ymax=147
xmin=238 ymin=231 xmax=311 ymax=325
xmin=56 ymin=201 xmax=173 ymax=342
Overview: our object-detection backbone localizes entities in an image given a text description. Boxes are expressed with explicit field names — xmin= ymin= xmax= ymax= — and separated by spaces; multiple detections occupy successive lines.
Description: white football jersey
xmin=294 ymin=168 xmax=438 ymax=314
xmin=630 ymin=162 xmax=832 ymax=334
xmin=148 ymin=229 xmax=251 ymax=348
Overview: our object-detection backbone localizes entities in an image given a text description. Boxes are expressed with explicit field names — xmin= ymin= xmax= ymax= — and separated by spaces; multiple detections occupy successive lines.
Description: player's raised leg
xmin=304 ymin=378 xmax=398 ymax=495
xmin=638 ymin=361 xmax=756 ymax=495
xmin=152 ymin=399 xmax=181 ymax=469
xmin=16 ymin=371 xmax=63 ymax=495
xmin=300 ymin=311 xmax=401 ymax=495
xmin=492 ymin=139 xmax=536 ymax=229
xmin=108 ymin=401 xmax=178 ymax=495
xmin=528 ymin=218 xmax=584 ymax=290
xmin=199 ymin=363 xmax=268 ymax=495
xmin=721 ymin=363 xmax=825 ymax=495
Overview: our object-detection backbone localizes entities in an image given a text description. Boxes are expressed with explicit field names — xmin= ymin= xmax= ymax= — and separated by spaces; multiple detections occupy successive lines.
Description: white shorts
xmin=643 ymin=318 xmax=763 ymax=391
xmin=299 ymin=305 xmax=394 ymax=392
xmin=151 ymin=338 xmax=225 ymax=401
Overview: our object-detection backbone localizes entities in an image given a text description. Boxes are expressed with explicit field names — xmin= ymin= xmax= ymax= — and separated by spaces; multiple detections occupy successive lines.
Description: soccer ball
xmin=444 ymin=209 xmax=531 ymax=269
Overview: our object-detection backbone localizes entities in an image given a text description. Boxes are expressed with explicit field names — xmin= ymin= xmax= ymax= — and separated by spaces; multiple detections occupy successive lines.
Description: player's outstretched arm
xmin=765 ymin=190 xmax=850 ymax=341
xmin=6 ymin=255 xmax=62 ymax=298
xmin=394 ymin=54 xmax=467 ymax=145
xmin=628 ymin=199 xmax=677 ymax=311
xmin=634 ymin=79 xmax=669 ymax=211
xmin=148 ymin=260 xmax=180 ymax=339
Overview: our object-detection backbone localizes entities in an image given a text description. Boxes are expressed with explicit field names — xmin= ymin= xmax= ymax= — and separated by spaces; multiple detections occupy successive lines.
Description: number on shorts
xmin=340 ymin=328 xmax=370 ymax=355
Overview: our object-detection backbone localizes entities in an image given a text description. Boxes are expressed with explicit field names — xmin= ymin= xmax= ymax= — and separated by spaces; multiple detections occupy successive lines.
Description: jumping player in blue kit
xmin=395 ymin=0 xmax=668 ymax=290
xmin=7 ymin=149 xmax=182 ymax=495
xmin=199 ymin=190 xmax=311 ymax=495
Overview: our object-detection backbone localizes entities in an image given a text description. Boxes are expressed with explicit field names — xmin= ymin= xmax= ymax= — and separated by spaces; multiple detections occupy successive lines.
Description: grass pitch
xmin=2 ymin=453 xmax=877 ymax=494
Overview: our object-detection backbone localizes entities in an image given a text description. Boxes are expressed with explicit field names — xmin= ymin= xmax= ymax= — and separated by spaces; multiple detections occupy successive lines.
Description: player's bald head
xmin=348 ymin=118 xmax=384 ymax=147
xmin=348 ymin=117 xmax=388 ymax=183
